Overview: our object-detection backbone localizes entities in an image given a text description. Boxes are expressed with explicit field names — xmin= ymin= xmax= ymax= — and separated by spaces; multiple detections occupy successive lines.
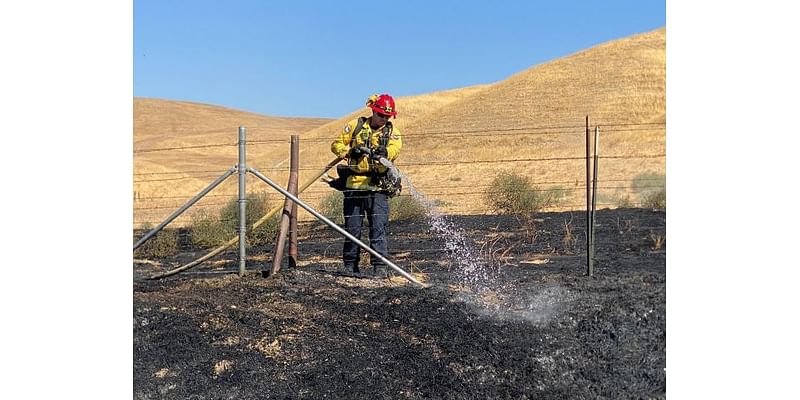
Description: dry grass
xmin=133 ymin=99 xmax=333 ymax=226
xmin=134 ymin=28 xmax=665 ymax=226
xmin=562 ymin=216 xmax=577 ymax=254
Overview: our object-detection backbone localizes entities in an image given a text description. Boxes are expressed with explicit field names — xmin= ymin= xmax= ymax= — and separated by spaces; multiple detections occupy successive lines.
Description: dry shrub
xmin=648 ymin=231 xmax=665 ymax=250
xmin=612 ymin=193 xmax=635 ymax=208
xmin=317 ymin=191 xmax=344 ymax=225
xmin=389 ymin=195 xmax=426 ymax=221
xmin=190 ymin=209 xmax=226 ymax=248
xmin=562 ymin=216 xmax=576 ymax=253
xmin=641 ymin=188 xmax=666 ymax=209
xmin=190 ymin=192 xmax=280 ymax=248
xmin=134 ymin=224 xmax=178 ymax=258
xmin=317 ymin=191 xmax=426 ymax=224
xmin=487 ymin=172 xmax=564 ymax=215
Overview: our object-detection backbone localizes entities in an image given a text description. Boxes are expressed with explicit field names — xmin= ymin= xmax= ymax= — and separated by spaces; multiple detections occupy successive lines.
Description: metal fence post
xmin=589 ymin=126 xmax=600 ymax=277
xmin=585 ymin=116 xmax=593 ymax=276
xmin=238 ymin=126 xmax=247 ymax=276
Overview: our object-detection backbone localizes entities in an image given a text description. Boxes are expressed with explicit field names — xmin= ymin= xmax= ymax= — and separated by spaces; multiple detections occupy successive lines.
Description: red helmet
xmin=367 ymin=93 xmax=397 ymax=118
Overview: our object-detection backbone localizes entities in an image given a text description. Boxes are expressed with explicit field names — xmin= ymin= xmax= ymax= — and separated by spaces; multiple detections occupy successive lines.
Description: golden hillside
xmin=133 ymin=99 xmax=333 ymax=225
xmin=134 ymin=27 xmax=665 ymax=225
xmin=297 ymin=28 xmax=665 ymax=214
xmin=133 ymin=87 xmax=491 ymax=226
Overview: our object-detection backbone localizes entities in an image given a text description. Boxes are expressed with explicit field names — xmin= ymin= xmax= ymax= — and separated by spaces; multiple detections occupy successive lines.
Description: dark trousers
xmin=342 ymin=190 xmax=389 ymax=271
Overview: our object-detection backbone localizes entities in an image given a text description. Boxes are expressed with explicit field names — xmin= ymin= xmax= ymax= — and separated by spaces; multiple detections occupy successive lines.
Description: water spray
xmin=401 ymin=173 xmax=573 ymax=323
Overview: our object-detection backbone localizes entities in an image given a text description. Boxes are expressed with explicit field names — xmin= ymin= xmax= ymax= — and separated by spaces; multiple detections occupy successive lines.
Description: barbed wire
xmin=133 ymin=202 xmax=664 ymax=224
xmin=133 ymin=226 xmax=666 ymax=251
xmin=133 ymin=219 xmax=667 ymax=237
xmin=132 ymin=154 xmax=664 ymax=183
xmin=132 ymin=174 xmax=231 ymax=184
xmin=134 ymin=142 xmax=237 ymax=154
xmin=133 ymin=121 xmax=665 ymax=154
xmin=248 ymin=125 xmax=666 ymax=145
xmin=132 ymin=221 xmax=665 ymax=236
xmin=133 ymin=202 xmax=231 ymax=211
xmin=134 ymin=176 xmax=666 ymax=200
xmin=138 ymin=186 xmax=665 ymax=202
xmin=133 ymin=120 xmax=665 ymax=252
xmin=133 ymin=169 xmax=226 ymax=177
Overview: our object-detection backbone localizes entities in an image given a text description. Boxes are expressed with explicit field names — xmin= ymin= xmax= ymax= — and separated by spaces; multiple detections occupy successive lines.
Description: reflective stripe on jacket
xmin=331 ymin=118 xmax=402 ymax=190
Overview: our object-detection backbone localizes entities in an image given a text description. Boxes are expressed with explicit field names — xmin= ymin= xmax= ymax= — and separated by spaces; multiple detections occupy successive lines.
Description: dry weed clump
xmin=487 ymin=171 xmax=564 ymax=216
xmin=648 ymin=231 xmax=665 ymax=251
xmin=133 ymin=225 xmax=178 ymax=258
xmin=190 ymin=192 xmax=280 ymax=248
xmin=641 ymin=188 xmax=666 ymax=209
xmin=389 ymin=195 xmax=427 ymax=221
xmin=316 ymin=191 xmax=344 ymax=225
xmin=317 ymin=191 xmax=426 ymax=223
xmin=480 ymin=232 xmax=519 ymax=268
xmin=561 ymin=215 xmax=577 ymax=254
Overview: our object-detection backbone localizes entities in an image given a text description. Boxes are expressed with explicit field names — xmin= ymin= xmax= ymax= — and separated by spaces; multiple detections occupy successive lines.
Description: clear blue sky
xmin=134 ymin=0 xmax=665 ymax=118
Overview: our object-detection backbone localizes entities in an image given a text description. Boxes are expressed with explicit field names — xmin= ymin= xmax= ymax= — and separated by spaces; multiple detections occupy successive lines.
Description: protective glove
xmin=371 ymin=145 xmax=388 ymax=160
xmin=348 ymin=146 xmax=370 ymax=158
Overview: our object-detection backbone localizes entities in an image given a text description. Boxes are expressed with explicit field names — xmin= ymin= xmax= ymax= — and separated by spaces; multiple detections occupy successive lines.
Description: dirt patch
xmin=134 ymin=208 xmax=665 ymax=399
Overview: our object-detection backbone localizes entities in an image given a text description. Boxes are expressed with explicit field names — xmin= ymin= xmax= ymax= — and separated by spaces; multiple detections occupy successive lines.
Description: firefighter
xmin=330 ymin=94 xmax=402 ymax=278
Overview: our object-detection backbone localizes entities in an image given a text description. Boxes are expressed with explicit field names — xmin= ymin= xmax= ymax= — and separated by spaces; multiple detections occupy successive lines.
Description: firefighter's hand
xmin=349 ymin=146 xmax=370 ymax=158
xmin=371 ymin=145 xmax=388 ymax=160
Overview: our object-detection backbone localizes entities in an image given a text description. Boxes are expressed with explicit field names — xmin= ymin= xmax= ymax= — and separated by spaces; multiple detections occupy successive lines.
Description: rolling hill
xmin=134 ymin=27 xmax=665 ymax=226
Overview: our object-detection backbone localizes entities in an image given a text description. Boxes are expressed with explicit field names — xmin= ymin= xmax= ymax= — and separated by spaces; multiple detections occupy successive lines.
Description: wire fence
xmin=133 ymin=124 xmax=664 ymax=186
xmin=132 ymin=181 xmax=666 ymax=204
xmin=133 ymin=120 xmax=665 ymax=272
xmin=133 ymin=122 xmax=664 ymax=155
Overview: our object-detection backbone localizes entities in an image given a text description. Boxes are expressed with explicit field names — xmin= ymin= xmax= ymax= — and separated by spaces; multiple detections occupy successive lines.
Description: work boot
xmin=372 ymin=265 xmax=388 ymax=279
xmin=345 ymin=264 xmax=361 ymax=278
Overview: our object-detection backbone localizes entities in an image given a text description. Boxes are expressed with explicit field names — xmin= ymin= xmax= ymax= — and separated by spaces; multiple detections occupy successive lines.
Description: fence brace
xmin=138 ymin=126 xmax=421 ymax=287
xmin=147 ymin=157 xmax=343 ymax=280
xmin=133 ymin=166 xmax=237 ymax=251
xmin=247 ymin=166 xmax=426 ymax=288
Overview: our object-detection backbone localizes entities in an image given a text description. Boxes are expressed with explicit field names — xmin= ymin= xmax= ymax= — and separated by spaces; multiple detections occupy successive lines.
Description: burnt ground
xmin=133 ymin=208 xmax=666 ymax=399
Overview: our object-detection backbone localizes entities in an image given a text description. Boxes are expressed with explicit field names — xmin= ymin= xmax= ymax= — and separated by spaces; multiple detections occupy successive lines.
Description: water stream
xmin=401 ymin=174 xmax=573 ymax=324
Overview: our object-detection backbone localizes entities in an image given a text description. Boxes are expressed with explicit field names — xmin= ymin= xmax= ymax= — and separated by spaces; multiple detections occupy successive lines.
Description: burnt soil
xmin=133 ymin=208 xmax=666 ymax=399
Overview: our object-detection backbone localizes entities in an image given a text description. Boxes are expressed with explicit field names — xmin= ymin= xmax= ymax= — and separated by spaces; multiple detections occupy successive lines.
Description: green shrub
xmin=190 ymin=192 xmax=280 ymax=248
xmin=317 ymin=191 xmax=426 ymax=223
xmin=487 ymin=171 xmax=564 ymax=215
xmin=389 ymin=195 xmax=426 ymax=221
xmin=190 ymin=209 xmax=229 ymax=248
xmin=220 ymin=192 xmax=280 ymax=246
xmin=133 ymin=224 xmax=178 ymax=258
xmin=641 ymin=188 xmax=666 ymax=209
xmin=250 ymin=212 xmax=281 ymax=246
xmin=617 ymin=194 xmax=635 ymax=208
xmin=318 ymin=191 xmax=344 ymax=224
